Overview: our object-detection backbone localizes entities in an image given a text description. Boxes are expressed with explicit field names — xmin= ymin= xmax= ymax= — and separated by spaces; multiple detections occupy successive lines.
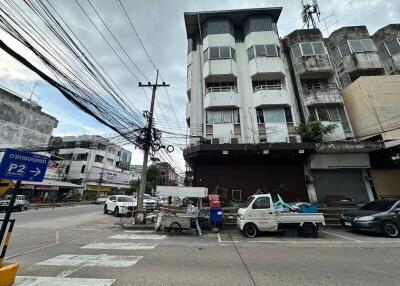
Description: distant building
xmin=50 ymin=135 xmax=132 ymax=197
xmin=155 ymin=162 xmax=178 ymax=186
xmin=0 ymin=87 xmax=58 ymax=148
xmin=129 ymin=164 xmax=143 ymax=181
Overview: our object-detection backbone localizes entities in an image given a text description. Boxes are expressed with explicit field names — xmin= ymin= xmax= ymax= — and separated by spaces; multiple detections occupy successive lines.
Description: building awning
xmin=21 ymin=179 xmax=81 ymax=188
xmin=86 ymin=183 xmax=130 ymax=189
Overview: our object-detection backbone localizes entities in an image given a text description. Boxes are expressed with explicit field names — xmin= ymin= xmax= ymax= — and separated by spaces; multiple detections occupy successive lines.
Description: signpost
xmin=0 ymin=149 xmax=49 ymax=263
xmin=0 ymin=179 xmax=14 ymax=197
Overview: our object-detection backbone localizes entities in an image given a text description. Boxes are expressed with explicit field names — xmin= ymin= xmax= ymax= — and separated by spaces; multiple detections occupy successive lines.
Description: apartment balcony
xmin=341 ymin=53 xmax=385 ymax=75
xmin=186 ymin=102 xmax=190 ymax=120
xmin=293 ymin=55 xmax=333 ymax=77
xmin=252 ymin=85 xmax=291 ymax=108
xmin=248 ymin=57 xmax=285 ymax=78
xmin=203 ymin=59 xmax=238 ymax=81
xmin=204 ymin=87 xmax=241 ymax=109
xmin=302 ymin=87 xmax=343 ymax=107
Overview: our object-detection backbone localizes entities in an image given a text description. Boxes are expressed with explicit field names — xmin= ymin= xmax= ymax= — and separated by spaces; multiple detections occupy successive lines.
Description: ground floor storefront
xmin=19 ymin=180 xmax=81 ymax=203
xmin=82 ymin=183 xmax=130 ymax=200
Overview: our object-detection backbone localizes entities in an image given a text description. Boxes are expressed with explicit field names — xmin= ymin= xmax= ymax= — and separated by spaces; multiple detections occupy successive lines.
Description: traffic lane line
xmin=108 ymin=234 xmax=167 ymax=240
xmin=37 ymin=254 xmax=143 ymax=267
xmin=320 ymin=230 xmax=363 ymax=242
xmin=14 ymin=276 xmax=115 ymax=286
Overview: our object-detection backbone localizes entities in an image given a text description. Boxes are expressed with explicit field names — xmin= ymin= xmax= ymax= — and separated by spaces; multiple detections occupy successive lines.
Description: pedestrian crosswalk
xmin=14 ymin=229 xmax=167 ymax=285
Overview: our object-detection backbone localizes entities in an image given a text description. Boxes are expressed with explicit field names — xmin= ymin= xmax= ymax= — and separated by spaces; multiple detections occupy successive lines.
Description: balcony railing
xmin=253 ymin=84 xmax=284 ymax=92
xmin=301 ymin=85 xmax=342 ymax=106
xmin=206 ymin=86 xmax=238 ymax=94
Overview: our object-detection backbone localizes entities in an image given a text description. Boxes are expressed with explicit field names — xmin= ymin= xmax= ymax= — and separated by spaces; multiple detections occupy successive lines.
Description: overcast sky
xmin=0 ymin=0 xmax=399 ymax=169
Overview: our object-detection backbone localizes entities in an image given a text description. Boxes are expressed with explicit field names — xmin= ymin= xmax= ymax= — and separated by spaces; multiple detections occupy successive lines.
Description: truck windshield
xmin=359 ymin=200 xmax=396 ymax=211
xmin=244 ymin=196 xmax=254 ymax=208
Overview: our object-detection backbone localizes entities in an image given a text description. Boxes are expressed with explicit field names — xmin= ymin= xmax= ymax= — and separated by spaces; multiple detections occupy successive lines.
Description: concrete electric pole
xmin=136 ymin=70 xmax=169 ymax=223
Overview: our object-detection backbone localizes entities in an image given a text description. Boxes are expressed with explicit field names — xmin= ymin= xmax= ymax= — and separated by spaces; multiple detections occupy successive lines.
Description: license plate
xmin=344 ymin=222 xmax=352 ymax=227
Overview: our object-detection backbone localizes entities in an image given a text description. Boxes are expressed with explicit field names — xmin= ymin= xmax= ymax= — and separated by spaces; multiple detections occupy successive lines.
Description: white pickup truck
xmin=237 ymin=194 xmax=325 ymax=238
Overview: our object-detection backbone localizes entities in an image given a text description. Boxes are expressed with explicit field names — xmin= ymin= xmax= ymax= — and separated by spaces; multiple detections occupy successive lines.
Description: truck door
xmin=251 ymin=197 xmax=278 ymax=231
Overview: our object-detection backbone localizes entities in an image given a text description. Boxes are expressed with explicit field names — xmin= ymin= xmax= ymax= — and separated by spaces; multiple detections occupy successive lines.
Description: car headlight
xmin=239 ymin=214 xmax=244 ymax=220
xmin=354 ymin=216 xmax=374 ymax=221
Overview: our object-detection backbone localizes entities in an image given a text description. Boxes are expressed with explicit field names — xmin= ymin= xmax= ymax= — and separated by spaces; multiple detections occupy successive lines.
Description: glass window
xmin=253 ymin=197 xmax=271 ymax=209
xmin=359 ymin=200 xmax=396 ymax=211
xmin=277 ymin=45 xmax=281 ymax=58
xmin=385 ymin=38 xmax=400 ymax=56
xmin=223 ymin=110 xmax=232 ymax=123
xmin=301 ymin=42 xmax=314 ymax=56
xmin=337 ymin=106 xmax=347 ymax=121
xmin=95 ymin=155 xmax=104 ymax=163
xmin=284 ymin=107 xmax=293 ymax=123
xmin=247 ymin=46 xmax=255 ymax=61
xmin=231 ymin=47 xmax=236 ymax=61
xmin=244 ymin=196 xmax=254 ymax=208
xmin=255 ymin=45 xmax=266 ymax=57
xmin=213 ymin=111 xmax=223 ymax=124
xmin=209 ymin=47 xmax=219 ymax=59
xmin=118 ymin=196 xmax=134 ymax=202
xmin=316 ymin=107 xmax=329 ymax=121
xmin=264 ymin=108 xmax=285 ymax=123
xmin=233 ymin=110 xmax=240 ymax=124
xmin=266 ymin=44 xmax=277 ymax=57
xmin=220 ymin=46 xmax=230 ymax=58
xmin=256 ymin=109 xmax=264 ymax=124
xmin=349 ymin=40 xmax=364 ymax=53
xmin=203 ymin=49 xmax=209 ymax=62
xmin=361 ymin=39 xmax=376 ymax=52
xmin=312 ymin=42 xmax=325 ymax=55
xmin=292 ymin=44 xmax=302 ymax=59
xmin=327 ymin=107 xmax=340 ymax=121
xmin=338 ymin=42 xmax=351 ymax=58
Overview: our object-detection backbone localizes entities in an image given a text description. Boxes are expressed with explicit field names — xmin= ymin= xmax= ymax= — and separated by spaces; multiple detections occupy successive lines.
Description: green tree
xmin=296 ymin=115 xmax=336 ymax=143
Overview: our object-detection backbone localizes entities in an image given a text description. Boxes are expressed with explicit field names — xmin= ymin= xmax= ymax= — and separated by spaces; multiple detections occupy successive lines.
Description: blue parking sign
xmin=0 ymin=149 xmax=49 ymax=182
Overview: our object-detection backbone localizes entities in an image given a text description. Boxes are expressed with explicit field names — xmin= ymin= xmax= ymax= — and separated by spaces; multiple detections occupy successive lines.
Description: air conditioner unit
xmin=211 ymin=138 xmax=220 ymax=144
xmin=230 ymin=138 xmax=239 ymax=144
xmin=289 ymin=135 xmax=301 ymax=143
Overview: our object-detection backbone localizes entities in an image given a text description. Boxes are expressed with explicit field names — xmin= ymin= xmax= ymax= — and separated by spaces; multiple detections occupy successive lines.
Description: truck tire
xmin=243 ymin=223 xmax=258 ymax=238
xmin=382 ymin=221 xmax=399 ymax=238
xmin=299 ymin=223 xmax=318 ymax=238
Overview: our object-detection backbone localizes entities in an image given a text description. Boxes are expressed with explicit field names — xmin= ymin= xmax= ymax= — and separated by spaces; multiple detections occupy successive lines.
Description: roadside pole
xmin=0 ymin=181 xmax=20 ymax=253
xmin=136 ymin=70 xmax=169 ymax=223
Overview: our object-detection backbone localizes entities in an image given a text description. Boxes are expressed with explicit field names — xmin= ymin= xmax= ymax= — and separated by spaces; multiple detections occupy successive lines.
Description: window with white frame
xmin=385 ymin=38 xmax=400 ymax=56
xmin=206 ymin=110 xmax=240 ymax=124
xmin=203 ymin=46 xmax=236 ymax=62
xmin=256 ymin=107 xmax=293 ymax=124
xmin=337 ymin=39 xmax=376 ymax=58
xmin=291 ymin=42 xmax=326 ymax=59
xmin=247 ymin=44 xmax=280 ymax=61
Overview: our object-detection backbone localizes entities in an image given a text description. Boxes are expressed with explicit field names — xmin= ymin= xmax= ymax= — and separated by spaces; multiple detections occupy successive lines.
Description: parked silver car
xmin=0 ymin=195 xmax=30 ymax=212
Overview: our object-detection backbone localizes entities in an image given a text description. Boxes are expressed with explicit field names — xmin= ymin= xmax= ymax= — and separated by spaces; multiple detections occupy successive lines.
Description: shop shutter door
xmin=313 ymin=170 xmax=369 ymax=204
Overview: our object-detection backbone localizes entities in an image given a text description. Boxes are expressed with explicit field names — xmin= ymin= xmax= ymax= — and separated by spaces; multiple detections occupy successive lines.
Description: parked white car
xmin=95 ymin=196 xmax=109 ymax=204
xmin=104 ymin=195 xmax=137 ymax=217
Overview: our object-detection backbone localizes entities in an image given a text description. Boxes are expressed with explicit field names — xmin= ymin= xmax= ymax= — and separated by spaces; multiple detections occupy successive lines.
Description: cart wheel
xmin=169 ymin=222 xmax=181 ymax=233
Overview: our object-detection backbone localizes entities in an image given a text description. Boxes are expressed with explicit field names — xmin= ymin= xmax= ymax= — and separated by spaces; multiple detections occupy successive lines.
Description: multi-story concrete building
xmin=285 ymin=29 xmax=353 ymax=141
xmin=51 ymin=135 xmax=132 ymax=197
xmin=372 ymin=24 xmax=400 ymax=75
xmin=326 ymin=26 xmax=386 ymax=89
xmin=129 ymin=164 xmax=143 ymax=182
xmin=0 ymin=87 xmax=58 ymax=148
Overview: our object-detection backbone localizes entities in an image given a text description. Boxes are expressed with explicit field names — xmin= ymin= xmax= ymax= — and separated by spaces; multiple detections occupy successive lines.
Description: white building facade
xmin=51 ymin=135 xmax=132 ymax=196
xmin=185 ymin=8 xmax=301 ymax=146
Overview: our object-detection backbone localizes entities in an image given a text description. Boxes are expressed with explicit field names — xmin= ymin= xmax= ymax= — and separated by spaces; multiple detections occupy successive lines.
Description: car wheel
xmin=169 ymin=222 xmax=181 ymax=233
xmin=243 ymin=223 xmax=258 ymax=238
xmin=299 ymin=223 xmax=318 ymax=238
xmin=113 ymin=207 xmax=120 ymax=217
xmin=103 ymin=205 xmax=108 ymax=214
xmin=382 ymin=221 xmax=400 ymax=238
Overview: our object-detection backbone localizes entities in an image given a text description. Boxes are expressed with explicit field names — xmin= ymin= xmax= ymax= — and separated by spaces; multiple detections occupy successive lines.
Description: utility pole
xmin=136 ymin=70 xmax=169 ymax=223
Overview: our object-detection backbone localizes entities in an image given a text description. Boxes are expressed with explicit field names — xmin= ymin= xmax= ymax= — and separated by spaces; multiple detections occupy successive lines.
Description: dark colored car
xmin=341 ymin=199 xmax=400 ymax=238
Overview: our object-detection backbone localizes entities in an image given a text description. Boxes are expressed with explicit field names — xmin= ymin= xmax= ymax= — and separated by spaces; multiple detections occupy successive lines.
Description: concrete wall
xmin=342 ymin=75 xmax=400 ymax=140
xmin=0 ymin=89 xmax=58 ymax=148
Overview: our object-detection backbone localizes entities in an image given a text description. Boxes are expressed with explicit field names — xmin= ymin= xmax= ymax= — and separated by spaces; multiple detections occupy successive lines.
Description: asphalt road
xmin=2 ymin=205 xmax=400 ymax=286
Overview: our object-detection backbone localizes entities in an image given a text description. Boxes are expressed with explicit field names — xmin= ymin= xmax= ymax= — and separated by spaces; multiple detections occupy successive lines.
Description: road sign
xmin=0 ymin=179 xmax=14 ymax=196
xmin=0 ymin=149 xmax=49 ymax=182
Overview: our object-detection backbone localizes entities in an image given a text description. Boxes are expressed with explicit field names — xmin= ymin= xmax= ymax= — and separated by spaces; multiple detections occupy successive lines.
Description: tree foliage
xmin=296 ymin=115 xmax=336 ymax=143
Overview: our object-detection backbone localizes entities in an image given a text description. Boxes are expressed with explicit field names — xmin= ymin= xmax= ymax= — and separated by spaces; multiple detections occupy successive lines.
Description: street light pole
xmin=136 ymin=70 xmax=169 ymax=223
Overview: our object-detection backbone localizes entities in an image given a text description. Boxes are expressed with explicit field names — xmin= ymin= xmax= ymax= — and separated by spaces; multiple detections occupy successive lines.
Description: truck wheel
xmin=243 ymin=224 xmax=258 ymax=238
xmin=169 ymin=222 xmax=181 ymax=233
xmin=299 ymin=223 xmax=318 ymax=238
xmin=382 ymin=221 xmax=399 ymax=238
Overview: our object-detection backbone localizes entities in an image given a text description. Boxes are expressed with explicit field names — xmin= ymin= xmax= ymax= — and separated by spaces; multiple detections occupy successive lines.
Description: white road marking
xmin=82 ymin=242 xmax=158 ymax=250
xmin=217 ymin=233 xmax=222 ymax=243
xmin=57 ymin=265 xmax=85 ymax=278
xmin=37 ymin=254 xmax=143 ymax=267
xmin=108 ymin=234 xmax=167 ymax=240
xmin=123 ymin=230 xmax=156 ymax=233
xmin=72 ymin=228 xmax=100 ymax=231
xmin=14 ymin=276 xmax=115 ymax=286
xmin=320 ymin=231 xmax=363 ymax=242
